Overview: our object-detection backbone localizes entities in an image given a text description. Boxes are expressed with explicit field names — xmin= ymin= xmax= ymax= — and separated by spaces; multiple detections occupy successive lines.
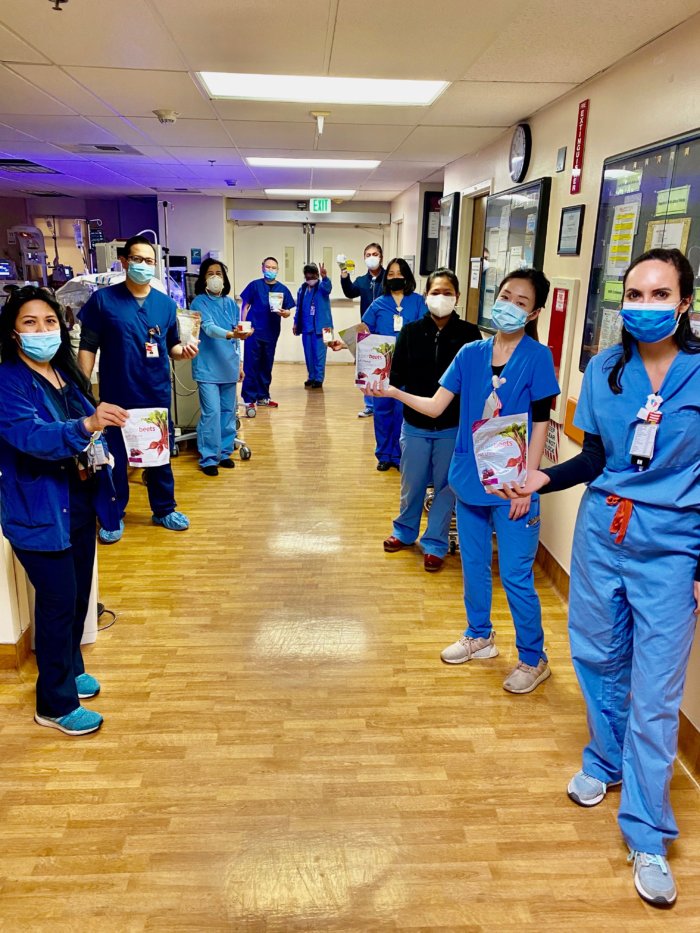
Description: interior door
xmin=465 ymin=194 xmax=487 ymax=325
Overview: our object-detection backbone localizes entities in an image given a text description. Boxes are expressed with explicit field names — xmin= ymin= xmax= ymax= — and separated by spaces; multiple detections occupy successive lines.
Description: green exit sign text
xmin=310 ymin=197 xmax=332 ymax=213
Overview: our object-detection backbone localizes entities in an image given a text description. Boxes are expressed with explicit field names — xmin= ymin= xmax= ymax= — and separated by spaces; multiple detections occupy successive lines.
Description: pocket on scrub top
xmin=655 ymin=410 xmax=700 ymax=468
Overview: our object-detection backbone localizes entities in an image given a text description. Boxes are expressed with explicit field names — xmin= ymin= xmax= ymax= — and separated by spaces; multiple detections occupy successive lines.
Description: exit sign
xmin=310 ymin=197 xmax=331 ymax=213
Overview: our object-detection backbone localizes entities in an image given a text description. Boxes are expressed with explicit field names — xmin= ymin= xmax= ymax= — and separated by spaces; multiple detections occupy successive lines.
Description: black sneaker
xmin=201 ymin=465 xmax=219 ymax=476
xmin=219 ymin=458 xmax=235 ymax=469
xmin=311 ymin=381 xmax=323 ymax=388
xmin=304 ymin=380 xmax=313 ymax=388
xmin=377 ymin=461 xmax=391 ymax=471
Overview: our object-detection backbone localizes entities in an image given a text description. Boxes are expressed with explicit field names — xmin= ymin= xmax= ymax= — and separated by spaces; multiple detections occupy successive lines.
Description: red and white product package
xmin=472 ymin=413 xmax=528 ymax=490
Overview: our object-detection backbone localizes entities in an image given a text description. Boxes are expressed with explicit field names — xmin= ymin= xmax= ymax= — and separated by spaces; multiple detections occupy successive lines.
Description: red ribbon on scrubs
xmin=606 ymin=495 xmax=633 ymax=544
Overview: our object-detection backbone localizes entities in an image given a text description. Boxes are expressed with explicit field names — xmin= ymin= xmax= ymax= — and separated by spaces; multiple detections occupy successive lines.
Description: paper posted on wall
xmin=472 ymin=413 xmax=528 ymax=490
xmin=355 ymin=332 xmax=396 ymax=391
xmin=121 ymin=408 xmax=170 ymax=467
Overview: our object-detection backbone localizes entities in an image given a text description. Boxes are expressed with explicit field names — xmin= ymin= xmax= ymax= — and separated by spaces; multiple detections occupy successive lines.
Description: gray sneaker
xmin=628 ymin=850 xmax=677 ymax=907
xmin=440 ymin=632 xmax=498 ymax=664
xmin=567 ymin=769 xmax=621 ymax=807
xmin=358 ymin=407 xmax=373 ymax=418
xmin=502 ymin=659 xmax=551 ymax=694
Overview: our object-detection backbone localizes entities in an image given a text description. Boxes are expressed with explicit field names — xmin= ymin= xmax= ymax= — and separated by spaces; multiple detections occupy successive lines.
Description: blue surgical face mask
xmin=491 ymin=299 xmax=529 ymax=333
xmin=127 ymin=261 xmax=155 ymax=285
xmin=17 ymin=330 xmax=62 ymax=362
xmin=620 ymin=303 xmax=680 ymax=344
xmin=263 ymin=268 xmax=277 ymax=281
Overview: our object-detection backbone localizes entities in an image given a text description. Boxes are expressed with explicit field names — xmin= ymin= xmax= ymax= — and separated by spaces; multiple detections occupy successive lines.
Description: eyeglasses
xmin=127 ymin=255 xmax=156 ymax=266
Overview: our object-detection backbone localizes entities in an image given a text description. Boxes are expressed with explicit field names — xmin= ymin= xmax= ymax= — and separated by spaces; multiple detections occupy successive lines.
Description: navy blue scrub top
xmin=240 ymin=279 xmax=295 ymax=342
xmin=80 ymin=283 xmax=179 ymax=409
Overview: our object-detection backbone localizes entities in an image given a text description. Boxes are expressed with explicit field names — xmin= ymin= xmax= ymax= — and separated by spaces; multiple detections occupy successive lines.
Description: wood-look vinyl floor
xmin=1 ymin=363 xmax=699 ymax=932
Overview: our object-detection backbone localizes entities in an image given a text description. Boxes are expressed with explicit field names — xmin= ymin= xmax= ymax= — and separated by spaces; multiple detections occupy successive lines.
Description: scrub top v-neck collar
xmin=630 ymin=341 xmax=683 ymax=398
xmin=488 ymin=333 xmax=525 ymax=378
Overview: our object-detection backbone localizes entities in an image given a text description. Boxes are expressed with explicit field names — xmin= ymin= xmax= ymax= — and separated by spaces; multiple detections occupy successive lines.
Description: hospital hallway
xmin=1 ymin=362 xmax=700 ymax=932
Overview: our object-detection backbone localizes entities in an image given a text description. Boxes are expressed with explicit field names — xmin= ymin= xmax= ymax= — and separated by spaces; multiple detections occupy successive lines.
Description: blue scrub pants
xmin=242 ymin=333 xmax=277 ymax=403
xmin=197 ymin=382 xmax=237 ymax=468
xmin=301 ymin=331 xmax=327 ymax=384
xmin=393 ymin=422 xmax=457 ymax=557
xmin=455 ymin=496 xmax=544 ymax=666
xmin=373 ymin=397 xmax=403 ymax=465
xmin=569 ymin=488 xmax=700 ymax=855
xmin=14 ymin=519 xmax=95 ymax=718
xmin=105 ymin=424 xmax=177 ymax=520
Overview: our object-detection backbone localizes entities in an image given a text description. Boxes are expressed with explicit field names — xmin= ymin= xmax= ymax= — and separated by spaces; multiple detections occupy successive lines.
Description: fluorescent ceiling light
xmin=199 ymin=72 xmax=447 ymax=106
xmin=264 ymin=189 xmax=356 ymax=197
xmin=248 ymin=157 xmax=380 ymax=169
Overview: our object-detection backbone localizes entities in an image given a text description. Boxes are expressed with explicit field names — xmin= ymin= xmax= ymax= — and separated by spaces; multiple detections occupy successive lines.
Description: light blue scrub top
xmin=190 ymin=293 xmax=240 ymax=384
xmin=440 ymin=335 xmax=560 ymax=506
xmin=362 ymin=292 xmax=426 ymax=336
xmin=575 ymin=344 xmax=700 ymax=510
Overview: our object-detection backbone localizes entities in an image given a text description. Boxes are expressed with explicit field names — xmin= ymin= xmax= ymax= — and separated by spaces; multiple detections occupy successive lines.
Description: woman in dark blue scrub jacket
xmin=361 ymin=258 xmax=427 ymax=470
xmin=0 ymin=287 xmax=128 ymax=736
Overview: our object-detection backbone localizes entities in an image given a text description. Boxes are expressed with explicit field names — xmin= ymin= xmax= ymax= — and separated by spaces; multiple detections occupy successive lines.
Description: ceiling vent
xmin=0 ymin=159 xmax=60 ymax=174
xmin=23 ymin=191 xmax=71 ymax=197
xmin=59 ymin=143 xmax=144 ymax=156
xmin=152 ymin=187 xmax=202 ymax=194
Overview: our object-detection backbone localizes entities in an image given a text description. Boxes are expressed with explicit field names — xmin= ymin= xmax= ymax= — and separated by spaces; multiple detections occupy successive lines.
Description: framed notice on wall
xmin=580 ymin=128 xmax=700 ymax=371
xmin=478 ymin=177 xmax=551 ymax=331
xmin=437 ymin=192 xmax=460 ymax=271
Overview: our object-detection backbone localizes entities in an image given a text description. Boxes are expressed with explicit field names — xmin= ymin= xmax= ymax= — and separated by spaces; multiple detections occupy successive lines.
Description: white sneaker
xmin=358 ymin=407 xmax=373 ymax=418
xmin=440 ymin=632 xmax=498 ymax=664
xmin=502 ymin=659 xmax=551 ymax=694
xmin=628 ymin=850 xmax=677 ymax=907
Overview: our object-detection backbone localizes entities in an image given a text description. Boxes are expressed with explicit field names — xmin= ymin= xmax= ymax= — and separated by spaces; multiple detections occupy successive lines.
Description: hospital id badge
xmin=630 ymin=421 xmax=657 ymax=469
xmin=393 ymin=314 xmax=403 ymax=332
xmin=145 ymin=341 xmax=159 ymax=358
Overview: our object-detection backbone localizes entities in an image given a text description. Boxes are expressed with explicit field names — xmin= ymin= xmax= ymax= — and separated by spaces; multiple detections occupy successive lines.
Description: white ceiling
xmin=0 ymin=0 xmax=698 ymax=201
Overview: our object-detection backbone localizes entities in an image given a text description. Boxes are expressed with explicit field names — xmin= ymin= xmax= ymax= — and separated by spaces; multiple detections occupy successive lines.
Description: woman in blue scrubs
xmin=362 ymin=258 xmax=426 ymax=471
xmin=293 ymin=262 xmax=333 ymax=388
xmin=384 ymin=269 xmax=481 ymax=571
xmin=498 ymin=248 xmax=700 ymax=908
xmin=191 ymin=259 xmax=250 ymax=476
xmin=367 ymin=269 xmax=559 ymax=692
xmin=0 ymin=287 xmax=127 ymax=735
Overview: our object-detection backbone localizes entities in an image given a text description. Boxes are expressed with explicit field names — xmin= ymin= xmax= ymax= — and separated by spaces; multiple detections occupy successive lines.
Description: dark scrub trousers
xmin=239 ymin=278 xmax=295 ymax=404
xmin=79 ymin=283 xmax=180 ymax=519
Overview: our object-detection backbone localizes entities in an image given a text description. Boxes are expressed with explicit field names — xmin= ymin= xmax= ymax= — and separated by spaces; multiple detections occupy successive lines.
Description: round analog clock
xmin=509 ymin=123 xmax=532 ymax=183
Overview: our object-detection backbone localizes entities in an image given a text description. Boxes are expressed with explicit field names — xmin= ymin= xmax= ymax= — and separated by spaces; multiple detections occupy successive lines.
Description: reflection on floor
xmin=1 ymin=363 xmax=699 ymax=930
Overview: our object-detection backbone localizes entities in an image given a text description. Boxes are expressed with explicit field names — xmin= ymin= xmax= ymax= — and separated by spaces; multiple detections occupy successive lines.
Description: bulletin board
xmin=579 ymin=128 xmax=700 ymax=370
xmin=479 ymin=177 xmax=552 ymax=331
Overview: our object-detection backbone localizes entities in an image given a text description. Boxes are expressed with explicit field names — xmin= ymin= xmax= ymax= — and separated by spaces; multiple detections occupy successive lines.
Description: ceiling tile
xmin=211 ymin=99 xmax=426 ymax=126
xmin=224 ymin=121 xmax=317 ymax=149
xmin=127 ymin=118 xmax=233 ymax=147
xmin=0 ymin=23 xmax=50 ymax=64
xmin=0 ymin=64 xmax=75 ymax=115
xmin=0 ymin=121 xmax=35 ymax=142
xmin=316 ymin=123 xmax=413 ymax=152
xmin=65 ymin=67 xmax=215 ymax=119
xmin=149 ymin=0 xmax=331 ymax=72
xmin=0 ymin=114 xmax=120 ymax=144
xmin=461 ymin=0 xmax=700 ymax=83
xmin=388 ymin=126 xmax=504 ymax=162
xmin=0 ymin=0 xmax=184 ymax=69
xmin=164 ymin=148 xmax=246 ymax=166
xmin=329 ymin=0 xmax=522 ymax=79
xmin=420 ymin=81 xmax=576 ymax=127
xmin=8 ymin=64 xmax=116 ymax=117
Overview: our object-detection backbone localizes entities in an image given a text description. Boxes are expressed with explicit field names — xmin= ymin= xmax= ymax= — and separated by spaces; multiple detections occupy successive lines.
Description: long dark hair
xmin=194 ymin=257 xmax=232 ymax=296
xmin=607 ymin=248 xmax=698 ymax=394
xmin=0 ymin=286 xmax=94 ymax=400
xmin=383 ymin=257 xmax=416 ymax=296
xmin=496 ymin=268 xmax=550 ymax=339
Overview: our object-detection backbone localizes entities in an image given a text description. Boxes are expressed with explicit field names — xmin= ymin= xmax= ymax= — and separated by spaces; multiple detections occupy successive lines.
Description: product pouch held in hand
xmin=472 ymin=413 xmax=528 ymax=489
xmin=177 ymin=310 xmax=201 ymax=346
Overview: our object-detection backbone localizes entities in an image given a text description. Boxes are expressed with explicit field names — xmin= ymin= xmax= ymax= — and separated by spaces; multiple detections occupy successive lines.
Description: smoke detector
xmin=153 ymin=109 xmax=179 ymax=125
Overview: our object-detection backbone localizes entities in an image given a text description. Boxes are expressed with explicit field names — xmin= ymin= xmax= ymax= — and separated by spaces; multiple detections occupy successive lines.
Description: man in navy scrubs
xmin=78 ymin=235 xmax=197 ymax=543
xmin=240 ymin=256 xmax=295 ymax=410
